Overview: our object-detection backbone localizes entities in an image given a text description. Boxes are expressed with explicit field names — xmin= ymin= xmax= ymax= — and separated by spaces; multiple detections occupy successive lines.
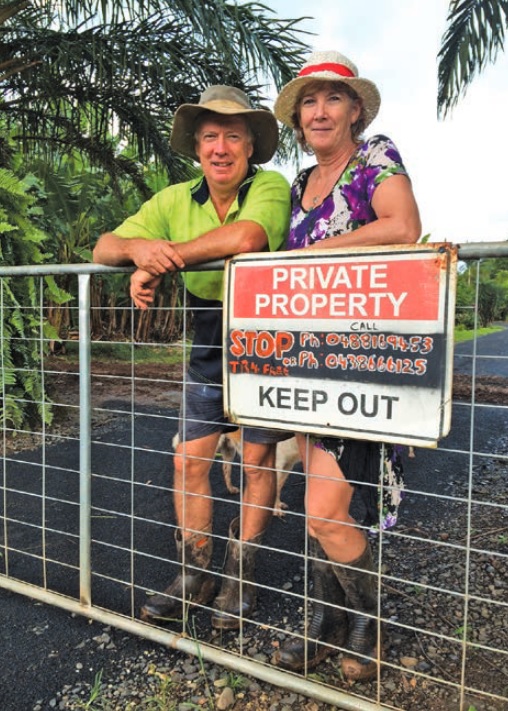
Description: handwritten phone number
xmin=325 ymin=333 xmax=434 ymax=354
xmin=325 ymin=353 xmax=427 ymax=375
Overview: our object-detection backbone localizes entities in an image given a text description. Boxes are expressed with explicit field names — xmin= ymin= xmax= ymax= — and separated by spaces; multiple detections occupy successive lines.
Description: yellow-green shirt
xmin=114 ymin=166 xmax=290 ymax=383
xmin=114 ymin=166 xmax=290 ymax=301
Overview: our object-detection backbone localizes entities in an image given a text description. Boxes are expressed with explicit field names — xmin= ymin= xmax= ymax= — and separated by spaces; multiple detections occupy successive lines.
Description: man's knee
xmin=243 ymin=441 xmax=276 ymax=470
xmin=174 ymin=450 xmax=212 ymax=485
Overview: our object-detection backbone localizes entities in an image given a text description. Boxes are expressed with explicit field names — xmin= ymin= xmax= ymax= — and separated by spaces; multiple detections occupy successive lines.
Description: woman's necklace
xmin=309 ymin=171 xmax=340 ymax=207
xmin=309 ymin=150 xmax=355 ymax=208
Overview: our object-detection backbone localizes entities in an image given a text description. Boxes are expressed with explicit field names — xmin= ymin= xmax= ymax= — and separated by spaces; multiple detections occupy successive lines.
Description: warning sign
xmin=223 ymin=244 xmax=457 ymax=447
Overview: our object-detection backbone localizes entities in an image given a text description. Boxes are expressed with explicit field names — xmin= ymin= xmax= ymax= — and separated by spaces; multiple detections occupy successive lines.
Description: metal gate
xmin=1 ymin=242 xmax=507 ymax=710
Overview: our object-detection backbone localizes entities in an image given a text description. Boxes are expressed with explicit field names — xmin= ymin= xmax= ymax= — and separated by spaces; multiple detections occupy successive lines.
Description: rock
xmin=400 ymin=656 xmax=418 ymax=668
xmin=216 ymin=686 xmax=235 ymax=709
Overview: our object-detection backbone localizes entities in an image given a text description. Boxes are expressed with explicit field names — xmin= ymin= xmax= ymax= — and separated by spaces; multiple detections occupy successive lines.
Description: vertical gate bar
xmin=78 ymin=273 xmax=92 ymax=607
xmin=0 ymin=278 xmax=8 ymax=577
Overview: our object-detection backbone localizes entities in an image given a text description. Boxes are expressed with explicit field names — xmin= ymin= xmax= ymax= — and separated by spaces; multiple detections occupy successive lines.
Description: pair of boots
xmin=274 ymin=536 xmax=381 ymax=682
xmin=140 ymin=517 xmax=261 ymax=629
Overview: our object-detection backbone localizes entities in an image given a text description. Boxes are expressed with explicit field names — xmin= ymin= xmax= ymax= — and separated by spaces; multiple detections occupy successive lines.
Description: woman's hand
xmin=130 ymin=269 xmax=163 ymax=310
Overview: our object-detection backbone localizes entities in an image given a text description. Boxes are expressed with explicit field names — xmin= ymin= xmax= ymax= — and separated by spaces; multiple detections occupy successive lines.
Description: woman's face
xmin=298 ymin=84 xmax=361 ymax=154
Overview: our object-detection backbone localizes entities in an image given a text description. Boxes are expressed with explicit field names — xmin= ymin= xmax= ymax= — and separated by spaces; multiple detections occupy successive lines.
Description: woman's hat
xmin=274 ymin=51 xmax=381 ymax=130
xmin=170 ymin=85 xmax=278 ymax=164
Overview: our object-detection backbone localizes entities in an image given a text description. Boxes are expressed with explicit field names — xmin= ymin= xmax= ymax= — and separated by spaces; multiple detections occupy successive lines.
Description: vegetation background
xmin=0 ymin=0 xmax=507 ymax=427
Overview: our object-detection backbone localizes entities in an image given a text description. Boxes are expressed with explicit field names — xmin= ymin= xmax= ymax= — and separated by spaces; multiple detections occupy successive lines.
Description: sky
xmin=260 ymin=0 xmax=508 ymax=245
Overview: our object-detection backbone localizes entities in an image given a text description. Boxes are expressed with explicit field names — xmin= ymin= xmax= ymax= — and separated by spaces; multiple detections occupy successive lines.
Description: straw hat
xmin=170 ymin=85 xmax=278 ymax=164
xmin=274 ymin=51 xmax=381 ymax=130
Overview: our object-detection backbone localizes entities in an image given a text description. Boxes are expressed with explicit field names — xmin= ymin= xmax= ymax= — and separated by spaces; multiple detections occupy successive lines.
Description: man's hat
xmin=171 ymin=85 xmax=278 ymax=164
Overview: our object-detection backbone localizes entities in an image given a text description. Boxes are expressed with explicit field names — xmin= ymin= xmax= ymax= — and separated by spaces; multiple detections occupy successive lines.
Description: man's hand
xmin=130 ymin=269 xmax=163 ymax=310
xmin=131 ymin=239 xmax=186 ymax=276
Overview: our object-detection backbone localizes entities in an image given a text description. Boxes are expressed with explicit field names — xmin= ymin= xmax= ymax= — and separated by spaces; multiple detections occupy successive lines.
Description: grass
xmin=55 ymin=339 xmax=190 ymax=366
xmin=454 ymin=325 xmax=503 ymax=343
xmin=71 ymin=664 xmax=248 ymax=711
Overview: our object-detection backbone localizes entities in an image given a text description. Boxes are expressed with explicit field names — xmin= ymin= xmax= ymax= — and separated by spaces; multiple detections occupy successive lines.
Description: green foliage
xmin=25 ymin=153 xmax=141 ymax=264
xmin=0 ymin=162 xmax=66 ymax=429
xmin=478 ymin=280 xmax=506 ymax=326
xmin=455 ymin=258 xmax=508 ymax=328
xmin=455 ymin=270 xmax=476 ymax=329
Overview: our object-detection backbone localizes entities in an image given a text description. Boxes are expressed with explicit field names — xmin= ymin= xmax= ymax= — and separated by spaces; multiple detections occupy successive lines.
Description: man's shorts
xmin=178 ymin=376 xmax=292 ymax=444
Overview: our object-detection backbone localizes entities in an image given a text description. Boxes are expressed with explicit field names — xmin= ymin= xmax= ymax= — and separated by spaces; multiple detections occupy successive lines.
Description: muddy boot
xmin=140 ymin=528 xmax=215 ymax=623
xmin=274 ymin=537 xmax=348 ymax=671
xmin=333 ymin=541 xmax=381 ymax=681
xmin=211 ymin=517 xmax=262 ymax=630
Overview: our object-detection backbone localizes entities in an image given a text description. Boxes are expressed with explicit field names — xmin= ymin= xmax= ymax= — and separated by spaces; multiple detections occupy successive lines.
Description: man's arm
xmin=93 ymin=232 xmax=185 ymax=276
xmin=175 ymin=219 xmax=268 ymax=264
xmin=128 ymin=220 xmax=268 ymax=307
xmin=94 ymin=219 xmax=267 ymax=275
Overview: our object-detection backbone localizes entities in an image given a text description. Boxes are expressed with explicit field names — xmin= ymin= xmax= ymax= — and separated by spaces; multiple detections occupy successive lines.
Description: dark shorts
xmin=178 ymin=375 xmax=293 ymax=445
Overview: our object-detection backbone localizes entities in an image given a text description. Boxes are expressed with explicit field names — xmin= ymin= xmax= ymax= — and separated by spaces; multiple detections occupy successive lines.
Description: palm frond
xmin=438 ymin=0 xmax=508 ymax=117
xmin=0 ymin=0 xmax=311 ymax=184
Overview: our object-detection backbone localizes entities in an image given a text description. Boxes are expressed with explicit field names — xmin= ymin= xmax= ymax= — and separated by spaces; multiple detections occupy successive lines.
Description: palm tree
xmin=438 ymin=0 xmax=508 ymax=117
xmin=0 ymin=0 xmax=309 ymax=187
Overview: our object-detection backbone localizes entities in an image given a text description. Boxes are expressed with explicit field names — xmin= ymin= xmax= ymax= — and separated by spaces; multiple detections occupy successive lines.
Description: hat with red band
xmin=274 ymin=50 xmax=381 ymax=130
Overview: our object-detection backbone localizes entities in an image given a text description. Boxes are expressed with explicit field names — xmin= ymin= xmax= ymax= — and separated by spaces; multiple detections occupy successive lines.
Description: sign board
xmin=223 ymin=244 xmax=457 ymax=447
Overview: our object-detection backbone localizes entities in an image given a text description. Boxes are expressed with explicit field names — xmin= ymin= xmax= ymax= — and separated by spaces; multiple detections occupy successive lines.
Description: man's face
xmin=195 ymin=115 xmax=254 ymax=193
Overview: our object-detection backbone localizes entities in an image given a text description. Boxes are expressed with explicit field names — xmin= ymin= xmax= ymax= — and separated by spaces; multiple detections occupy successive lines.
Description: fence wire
xmin=1 ymin=246 xmax=508 ymax=711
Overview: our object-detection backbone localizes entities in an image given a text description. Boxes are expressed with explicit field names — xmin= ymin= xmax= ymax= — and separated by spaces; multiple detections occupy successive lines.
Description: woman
xmin=272 ymin=51 xmax=421 ymax=681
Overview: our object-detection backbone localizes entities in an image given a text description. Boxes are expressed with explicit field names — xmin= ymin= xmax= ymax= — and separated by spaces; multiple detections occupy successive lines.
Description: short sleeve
xmin=238 ymin=170 xmax=290 ymax=252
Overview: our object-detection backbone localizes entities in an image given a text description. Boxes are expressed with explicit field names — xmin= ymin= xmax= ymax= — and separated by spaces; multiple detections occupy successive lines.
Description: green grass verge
xmin=454 ymin=325 xmax=504 ymax=343
xmin=56 ymin=340 xmax=190 ymax=365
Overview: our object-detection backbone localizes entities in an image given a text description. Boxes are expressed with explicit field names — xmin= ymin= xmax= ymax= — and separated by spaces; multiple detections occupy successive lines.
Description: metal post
xmin=78 ymin=274 xmax=92 ymax=607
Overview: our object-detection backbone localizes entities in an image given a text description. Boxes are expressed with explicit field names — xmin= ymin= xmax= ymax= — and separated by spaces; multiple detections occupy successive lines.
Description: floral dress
xmin=287 ymin=134 xmax=409 ymax=532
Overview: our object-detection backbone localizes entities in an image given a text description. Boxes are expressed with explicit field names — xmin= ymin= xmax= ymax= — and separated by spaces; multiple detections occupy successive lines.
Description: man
xmin=93 ymin=85 xmax=291 ymax=629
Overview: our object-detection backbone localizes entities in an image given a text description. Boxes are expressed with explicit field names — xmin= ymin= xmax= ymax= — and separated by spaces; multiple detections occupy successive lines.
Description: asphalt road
xmin=454 ymin=324 xmax=508 ymax=377
xmin=1 ymin=327 xmax=507 ymax=710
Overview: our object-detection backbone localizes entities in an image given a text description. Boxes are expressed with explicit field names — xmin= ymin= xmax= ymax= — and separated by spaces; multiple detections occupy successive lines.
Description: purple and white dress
xmin=286 ymin=134 xmax=409 ymax=531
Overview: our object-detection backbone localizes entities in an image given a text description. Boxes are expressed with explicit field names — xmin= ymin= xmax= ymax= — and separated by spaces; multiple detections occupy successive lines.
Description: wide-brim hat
xmin=170 ymin=85 xmax=278 ymax=164
xmin=274 ymin=51 xmax=381 ymax=130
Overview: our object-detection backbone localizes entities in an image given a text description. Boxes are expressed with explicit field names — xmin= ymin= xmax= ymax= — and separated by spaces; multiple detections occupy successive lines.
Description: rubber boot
xmin=333 ymin=541 xmax=381 ymax=681
xmin=274 ymin=537 xmax=348 ymax=671
xmin=140 ymin=528 xmax=215 ymax=623
xmin=211 ymin=517 xmax=262 ymax=629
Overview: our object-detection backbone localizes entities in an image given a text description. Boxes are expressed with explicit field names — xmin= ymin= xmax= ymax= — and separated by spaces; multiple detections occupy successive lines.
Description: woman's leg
xmin=303 ymin=438 xmax=381 ymax=681
xmin=304 ymin=441 xmax=366 ymax=563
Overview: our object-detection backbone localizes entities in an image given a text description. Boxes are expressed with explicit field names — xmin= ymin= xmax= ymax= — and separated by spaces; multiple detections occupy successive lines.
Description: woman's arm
xmin=307 ymin=175 xmax=421 ymax=250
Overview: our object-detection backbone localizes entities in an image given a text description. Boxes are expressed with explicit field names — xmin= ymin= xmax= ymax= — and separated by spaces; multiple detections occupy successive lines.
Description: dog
xmin=172 ymin=430 xmax=300 ymax=516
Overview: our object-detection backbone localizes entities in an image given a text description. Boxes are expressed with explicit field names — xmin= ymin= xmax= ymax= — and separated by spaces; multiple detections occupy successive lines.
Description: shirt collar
xmin=191 ymin=165 xmax=258 ymax=206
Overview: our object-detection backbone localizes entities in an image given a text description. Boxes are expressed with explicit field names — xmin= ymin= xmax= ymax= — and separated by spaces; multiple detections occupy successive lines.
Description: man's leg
xmin=173 ymin=431 xmax=222 ymax=537
xmin=211 ymin=438 xmax=281 ymax=629
xmin=240 ymin=440 xmax=277 ymax=540
xmin=140 ymin=432 xmax=221 ymax=623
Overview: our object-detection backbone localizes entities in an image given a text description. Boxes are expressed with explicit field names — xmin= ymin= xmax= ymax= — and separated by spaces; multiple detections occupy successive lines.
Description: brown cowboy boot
xmin=211 ymin=517 xmax=263 ymax=630
xmin=274 ymin=537 xmax=348 ymax=671
xmin=140 ymin=528 xmax=215 ymax=623
xmin=333 ymin=540 xmax=381 ymax=681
